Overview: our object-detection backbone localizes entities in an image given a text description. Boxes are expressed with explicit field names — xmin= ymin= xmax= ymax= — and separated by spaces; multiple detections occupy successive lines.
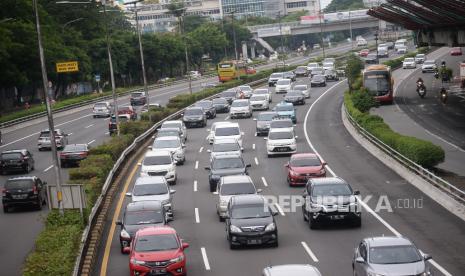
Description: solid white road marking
xmin=87 ymin=139 xmax=96 ymax=145
xmin=252 ymin=143 xmax=256 ymax=150
xmin=301 ymin=241 xmax=319 ymax=262
xmin=254 ymin=157 xmax=259 ymax=166
xmin=199 ymin=147 xmax=204 ymax=153
xmin=194 ymin=181 xmax=198 ymax=192
xmin=43 ymin=165 xmax=54 ymax=172
xmin=195 ymin=208 xmax=200 ymax=223
xmin=261 ymin=176 xmax=268 ymax=187
xmin=195 ymin=161 xmax=199 ymax=170
xmin=201 ymin=247 xmax=211 ymax=271
xmin=274 ymin=203 xmax=285 ymax=216
xmin=85 ymin=124 xmax=94 ymax=128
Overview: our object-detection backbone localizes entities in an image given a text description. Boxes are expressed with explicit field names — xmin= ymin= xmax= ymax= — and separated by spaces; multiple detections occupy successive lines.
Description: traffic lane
xmin=307 ymin=80 xmax=465 ymax=275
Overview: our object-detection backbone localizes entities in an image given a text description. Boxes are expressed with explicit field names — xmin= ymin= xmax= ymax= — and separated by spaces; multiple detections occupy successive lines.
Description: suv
xmin=272 ymin=102 xmax=296 ymax=123
xmin=226 ymin=195 xmax=278 ymax=249
xmin=156 ymin=127 xmax=185 ymax=144
xmin=208 ymin=138 xmax=242 ymax=162
xmin=254 ymin=111 xmax=278 ymax=136
xmin=151 ymin=136 xmax=185 ymax=165
xmin=302 ymin=177 xmax=361 ymax=229
xmin=0 ymin=149 xmax=34 ymax=174
xmin=268 ymin=72 xmax=284 ymax=86
xmin=37 ymin=129 xmax=68 ymax=151
xmin=92 ymin=101 xmax=113 ymax=118
xmin=130 ymin=91 xmax=147 ymax=106
xmin=195 ymin=100 xmax=217 ymax=119
xmin=126 ymin=176 xmax=175 ymax=215
xmin=263 ymin=265 xmax=322 ymax=276
xmin=266 ymin=128 xmax=297 ymax=157
xmin=140 ymin=150 xmax=177 ymax=185
xmin=161 ymin=120 xmax=187 ymax=142
xmin=216 ymin=175 xmax=260 ymax=220
xmin=205 ymin=155 xmax=251 ymax=192
xmin=2 ymin=176 xmax=47 ymax=212
xmin=269 ymin=118 xmax=294 ymax=134
xmin=182 ymin=107 xmax=206 ymax=128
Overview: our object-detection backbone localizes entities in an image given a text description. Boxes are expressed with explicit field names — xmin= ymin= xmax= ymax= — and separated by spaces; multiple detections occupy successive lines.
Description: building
xmin=363 ymin=0 xmax=386 ymax=8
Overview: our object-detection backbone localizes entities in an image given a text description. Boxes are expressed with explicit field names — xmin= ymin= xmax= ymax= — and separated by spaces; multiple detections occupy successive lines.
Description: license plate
xmin=276 ymin=147 xmax=288 ymax=152
xmin=331 ymin=215 xmax=344 ymax=220
xmin=12 ymin=195 xmax=27 ymax=199
xmin=247 ymin=239 xmax=261 ymax=245
xmin=150 ymin=269 xmax=166 ymax=275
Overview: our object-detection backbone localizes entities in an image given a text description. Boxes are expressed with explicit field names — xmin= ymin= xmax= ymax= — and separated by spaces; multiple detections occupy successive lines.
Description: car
xmin=188 ymin=70 xmax=201 ymax=78
xmin=283 ymin=71 xmax=296 ymax=82
xmin=422 ymin=59 xmax=437 ymax=73
xmin=359 ymin=49 xmax=370 ymax=57
xmin=356 ymin=39 xmax=367 ymax=47
xmin=275 ymin=79 xmax=292 ymax=94
xmin=293 ymin=84 xmax=310 ymax=98
xmin=414 ymin=53 xmax=425 ymax=64
xmin=130 ymin=91 xmax=147 ymax=106
xmin=182 ymin=107 xmax=207 ymax=128
xmin=310 ymin=67 xmax=324 ymax=77
xmin=306 ymin=62 xmax=320 ymax=73
xmin=230 ymin=99 xmax=252 ymax=119
xmin=126 ymin=176 xmax=175 ymax=215
xmin=254 ymin=111 xmax=278 ymax=136
xmin=37 ymin=129 xmax=68 ymax=151
xmin=59 ymin=144 xmax=89 ymax=167
xmin=302 ymin=177 xmax=361 ymax=229
xmin=216 ymin=175 xmax=260 ymax=220
xmin=402 ymin=57 xmax=416 ymax=69
xmin=313 ymin=43 xmax=321 ymax=49
xmin=108 ymin=114 xmax=130 ymax=135
xmin=249 ymin=94 xmax=269 ymax=110
xmin=285 ymin=153 xmax=326 ymax=186
xmin=212 ymin=97 xmax=230 ymax=113
xmin=0 ymin=149 xmax=34 ymax=174
xmin=226 ymin=195 xmax=278 ymax=249
xmin=207 ymin=121 xmax=231 ymax=144
xmin=211 ymin=122 xmax=243 ymax=147
xmin=377 ymin=47 xmax=389 ymax=58
xmin=220 ymin=89 xmax=238 ymax=104
xmin=140 ymin=150 xmax=177 ymax=185
xmin=126 ymin=226 xmax=189 ymax=276
xmin=377 ymin=44 xmax=387 ymax=51
xmin=276 ymin=61 xmax=290 ymax=67
xmin=208 ymin=138 xmax=242 ymax=162
xmin=2 ymin=176 xmax=47 ymax=212
xmin=263 ymin=264 xmax=322 ymax=276
xmin=253 ymin=88 xmax=272 ymax=103
xmin=272 ymin=102 xmax=296 ymax=123
xmin=118 ymin=105 xmax=137 ymax=120
xmin=269 ymin=118 xmax=295 ymax=134
xmin=157 ymin=127 xmax=185 ymax=144
xmin=324 ymin=69 xmax=339 ymax=81
xmin=151 ymin=136 xmax=185 ymax=165
xmin=237 ymin=85 xmax=253 ymax=99
xmin=140 ymin=103 xmax=162 ymax=113
xmin=322 ymin=62 xmax=334 ymax=71
xmin=92 ymin=101 xmax=113 ymax=118
xmin=161 ymin=120 xmax=187 ymax=142
xmin=294 ymin=66 xmax=308 ymax=77
xmin=116 ymin=201 xmax=170 ymax=253
xmin=353 ymin=236 xmax=433 ymax=276
xmin=268 ymin=72 xmax=284 ymax=86
xmin=194 ymin=100 xmax=216 ymax=119
xmin=450 ymin=47 xmax=462 ymax=56
xmin=310 ymin=74 xmax=327 ymax=87
xmin=265 ymin=128 xmax=297 ymax=157
xmin=365 ymin=53 xmax=378 ymax=64
xmin=384 ymin=41 xmax=394 ymax=50
xmin=206 ymin=155 xmax=251 ymax=192
xmin=284 ymin=91 xmax=306 ymax=105
xmin=396 ymin=45 xmax=408 ymax=54
xmin=323 ymin=57 xmax=336 ymax=64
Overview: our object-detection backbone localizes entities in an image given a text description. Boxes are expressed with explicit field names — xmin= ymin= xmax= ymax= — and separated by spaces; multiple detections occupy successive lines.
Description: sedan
xmin=285 ymin=153 xmax=326 ymax=186
xmin=310 ymin=74 xmax=326 ymax=87
xmin=450 ymin=47 xmax=462 ymax=56
xmin=283 ymin=71 xmax=296 ymax=82
xmin=414 ymin=53 xmax=425 ymax=64
xmin=293 ymin=84 xmax=310 ymax=98
xmin=275 ymin=79 xmax=292 ymax=94
xmin=284 ymin=91 xmax=305 ymax=105
xmin=194 ymin=100 xmax=216 ymax=119
xmin=212 ymin=97 xmax=230 ymax=113
xmin=59 ymin=144 xmax=89 ymax=167
xmin=249 ymin=94 xmax=269 ymax=110
xmin=402 ymin=57 xmax=416 ymax=69
xmin=237 ymin=85 xmax=253 ymax=99
xmin=324 ymin=69 xmax=339 ymax=81
xmin=365 ymin=53 xmax=378 ymax=64
xmin=422 ymin=60 xmax=437 ymax=73
xmin=205 ymin=155 xmax=251 ymax=192
xmin=359 ymin=49 xmax=370 ymax=57
xmin=294 ymin=66 xmax=308 ymax=77
xmin=253 ymin=88 xmax=272 ymax=103
xmin=310 ymin=67 xmax=324 ymax=77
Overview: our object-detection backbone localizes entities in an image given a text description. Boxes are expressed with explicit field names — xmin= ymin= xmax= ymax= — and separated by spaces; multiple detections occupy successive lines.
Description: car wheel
xmin=36 ymin=198 xmax=42 ymax=210
xmin=25 ymin=164 xmax=30 ymax=173
xmin=353 ymin=217 xmax=362 ymax=227
xmin=272 ymin=239 xmax=279 ymax=248
xmin=219 ymin=216 xmax=224 ymax=222
xmin=3 ymin=205 xmax=9 ymax=213
xmin=229 ymin=242 xmax=238 ymax=250
xmin=210 ymin=184 xmax=216 ymax=193
xmin=309 ymin=213 xmax=319 ymax=229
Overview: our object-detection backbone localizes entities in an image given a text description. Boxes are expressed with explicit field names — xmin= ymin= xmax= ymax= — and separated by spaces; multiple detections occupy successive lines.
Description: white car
xmin=275 ymin=79 xmax=292 ymax=94
xmin=161 ymin=120 xmax=187 ymax=142
xmin=402 ymin=57 xmax=416 ymax=69
xmin=207 ymin=121 xmax=231 ymax=144
xmin=307 ymin=62 xmax=320 ymax=72
xmin=140 ymin=150 xmax=176 ymax=185
xmin=422 ymin=60 xmax=437 ymax=73
xmin=237 ymin=85 xmax=253 ymax=99
xmin=356 ymin=39 xmax=367 ymax=47
xmin=230 ymin=99 xmax=252 ymax=119
xmin=253 ymin=88 xmax=272 ymax=103
xmin=126 ymin=176 xmax=175 ymax=215
xmin=208 ymin=137 xmax=242 ymax=162
xmin=151 ymin=136 xmax=185 ymax=165
xmin=269 ymin=118 xmax=295 ymax=134
xmin=213 ymin=122 xmax=244 ymax=148
xmin=188 ymin=70 xmax=201 ymax=79
xmin=415 ymin=53 xmax=425 ymax=64
xmin=322 ymin=62 xmax=334 ymax=71
xmin=265 ymin=128 xmax=297 ymax=157
xmin=396 ymin=45 xmax=407 ymax=54
xmin=293 ymin=84 xmax=310 ymax=98
xmin=92 ymin=101 xmax=113 ymax=118
xmin=249 ymin=94 xmax=269 ymax=111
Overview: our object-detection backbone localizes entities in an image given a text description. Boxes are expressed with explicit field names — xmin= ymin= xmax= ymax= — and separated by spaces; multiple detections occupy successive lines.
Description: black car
xmin=284 ymin=91 xmax=306 ymax=105
xmin=0 ymin=149 xmax=34 ymax=174
xmin=294 ymin=66 xmax=308 ymax=77
xmin=59 ymin=144 xmax=89 ymax=167
xmin=195 ymin=100 xmax=217 ymax=119
xmin=116 ymin=201 xmax=170 ymax=253
xmin=283 ymin=71 xmax=296 ymax=82
xmin=268 ymin=72 xmax=284 ymax=86
xmin=2 ymin=176 xmax=47 ymax=212
xmin=205 ymin=155 xmax=251 ymax=192
xmin=365 ymin=53 xmax=378 ymax=64
xmin=302 ymin=177 xmax=361 ymax=229
xmin=310 ymin=74 xmax=327 ymax=87
xmin=182 ymin=107 xmax=207 ymax=128
xmin=212 ymin=97 xmax=230 ymax=113
xmin=130 ymin=91 xmax=147 ymax=106
xmin=220 ymin=90 xmax=238 ymax=104
xmin=226 ymin=195 xmax=278 ymax=249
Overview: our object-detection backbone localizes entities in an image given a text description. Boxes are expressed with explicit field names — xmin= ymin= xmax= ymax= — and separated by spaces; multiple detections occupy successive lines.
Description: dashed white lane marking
xmin=261 ymin=176 xmax=268 ymax=187
xmin=195 ymin=161 xmax=199 ymax=170
xmin=225 ymin=116 xmax=230 ymax=120
xmin=301 ymin=241 xmax=319 ymax=262
xmin=87 ymin=139 xmax=96 ymax=145
xmin=195 ymin=208 xmax=200 ymax=223
xmin=194 ymin=181 xmax=198 ymax=192
xmin=43 ymin=165 xmax=54 ymax=172
xmin=105 ymin=132 xmax=110 ymax=135
xmin=68 ymin=132 xmax=73 ymax=136
xmin=201 ymin=247 xmax=211 ymax=271
xmin=254 ymin=157 xmax=259 ymax=166
xmin=252 ymin=143 xmax=256 ymax=150
xmin=274 ymin=203 xmax=285 ymax=216
xmin=85 ymin=124 xmax=94 ymax=129
xmin=199 ymin=147 xmax=204 ymax=153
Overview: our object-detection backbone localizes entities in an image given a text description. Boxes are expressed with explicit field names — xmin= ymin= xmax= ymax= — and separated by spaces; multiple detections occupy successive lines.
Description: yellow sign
xmin=56 ymin=61 xmax=79 ymax=73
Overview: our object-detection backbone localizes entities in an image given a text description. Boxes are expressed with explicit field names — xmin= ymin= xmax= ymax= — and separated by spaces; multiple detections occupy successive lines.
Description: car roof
xmin=276 ymin=102 xmax=293 ymax=106
xmin=158 ymin=128 xmax=180 ymax=132
xmin=126 ymin=201 xmax=163 ymax=212
xmin=134 ymin=176 xmax=166 ymax=185
xmin=294 ymin=84 xmax=307 ymax=87
xmin=263 ymin=264 xmax=321 ymax=276
xmin=213 ymin=137 xmax=239 ymax=144
xmin=291 ymin=153 xmax=319 ymax=159
xmin=7 ymin=176 xmax=37 ymax=181
xmin=212 ymin=121 xmax=231 ymax=127
xmin=213 ymin=154 xmax=242 ymax=160
xmin=221 ymin=175 xmax=252 ymax=184
xmin=309 ymin=177 xmax=347 ymax=186
xmin=364 ymin=236 xmax=413 ymax=247
xmin=137 ymin=226 xmax=177 ymax=237
xmin=216 ymin=122 xmax=239 ymax=128
xmin=162 ymin=120 xmax=182 ymax=125
xmin=145 ymin=150 xmax=172 ymax=157
xmin=2 ymin=149 xmax=27 ymax=154
xmin=155 ymin=136 xmax=181 ymax=141
xmin=271 ymin=118 xmax=292 ymax=122
xmin=230 ymin=194 xmax=264 ymax=205
xmin=232 ymin=99 xmax=249 ymax=103
xmin=186 ymin=106 xmax=204 ymax=111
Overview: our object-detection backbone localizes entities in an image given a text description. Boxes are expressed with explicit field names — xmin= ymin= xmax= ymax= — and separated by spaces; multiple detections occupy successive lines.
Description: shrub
xmin=119 ymin=120 xmax=152 ymax=137
xmin=89 ymin=134 xmax=134 ymax=161
xmin=69 ymin=154 xmax=113 ymax=180
xmin=350 ymin=89 xmax=377 ymax=113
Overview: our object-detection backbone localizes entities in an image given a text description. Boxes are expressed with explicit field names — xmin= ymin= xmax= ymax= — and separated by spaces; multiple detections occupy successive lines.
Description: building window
xmin=286 ymin=1 xmax=308 ymax=9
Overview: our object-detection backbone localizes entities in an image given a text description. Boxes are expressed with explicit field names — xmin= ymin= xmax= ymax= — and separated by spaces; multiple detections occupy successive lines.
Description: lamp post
xmin=317 ymin=0 xmax=325 ymax=58
xmin=349 ymin=9 xmax=353 ymax=50
xmin=180 ymin=15 xmax=193 ymax=94
xmin=32 ymin=0 xmax=64 ymax=214
xmin=231 ymin=10 xmax=238 ymax=61
xmin=374 ymin=32 xmax=379 ymax=64
xmin=277 ymin=11 xmax=285 ymax=71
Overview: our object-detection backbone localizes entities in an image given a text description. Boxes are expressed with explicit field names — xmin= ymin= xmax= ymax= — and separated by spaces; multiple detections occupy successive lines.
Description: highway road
xmin=94 ymin=56 xmax=465 ymax=275
xmin=0 ymin=41 xmax=358 ymax=275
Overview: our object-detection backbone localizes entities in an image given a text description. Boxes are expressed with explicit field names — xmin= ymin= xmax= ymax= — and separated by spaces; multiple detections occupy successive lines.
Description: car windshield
xmin=251 ymin=95 xmax=266 ymax=101
xmin=5 ymin=179 xmax=33 ymax=190
xmin=277 ymin=79 xmax=290 ymax=85
xmin=212 ymin=143 xmax=240 ymax=152
xmin=257 ymin=113 xmax=276 ymax=121
xmin=269 ymin=131 xmax=293 ymax=139
xmin=131 ymin=92 xmax=144 ymax=97
xmin=270 ymin=73 xmax=283 ymax=78
xmin=39 ymin=130 xmax=60 ymax=137
xmin=424 ymin=60 xmax=435 ymax=65
xmin=313 ymin=68 xmax=323 ymax=73
xmin=404 ymin=58 xmax=414 ymax=62
xmin=287 ymin=92 xmax=302 ymax=97
xmin=118 ymin=106 xmax=132 ymax=112
xmin=213 ymin=98 xmax=227 ymax=104
xmin=133 ymin=183 xmax=168 ymax=196
xmin=416 ymin=54 xmax=425 ymax=58
xmin=153 ymin=139 xmax=180 ymax=149
xmin=135 ymin=234 xmax=179 ymax=252
xmin=308 ymin=63 xmax=318 ymax=68
xmin=270 ymin=120 xmax=292 ymax=128
xmin=275 ymin=105 xmax=293 ymax=111
xmin=162 ymin=122 xmax=181 ymax=129
xmin=369 ymin=245 xmax=422 ymax=264
xmin=125 ymin=211 xmax=164 ymax=225
xmin=239 ymin=86 xmax=252 ymax=91
xmin=158 ymin=130 xmax=179 ymax=137
xmin=364 ymin=72 xmax=390 ymax=94
xmin=216 ymin=127 xmax=239 ymax=136
xmin=196 ymin=101 xmax=212 ymax=108
xmin=313 ymin=75 xmax=324 ymax=81
xmin=63 ymin=144 xmax=87 ymax=152
xmin=294 ymin=85 xmax=307 ymax=90
xmin=94 ymin=103 xmax=108 ymax=108
xmin=221 ymin=182 xmax=256 ymax=195
xmin=212 ymin=158 xmax=244 ymax=169
xmin=143 ymin=156 xmax=171 ymax=165
xmin=231 ymin=101 xmax=248 ymax=107
xmin=290 ymin=157 xmax=321 ymax=167
xmin=1 ymin=152 xmax=22 ymax=159
xmin=231 ymin=205 xmax=270 ymax=219
xmin=323 ymin=62 xmax=333 ymax=67
xmin=296 ymin=66 xmax=306 ymax=71
xmin=184 ymin=108 xmax=203 ymax=116
xmin=311 ymin=184 xmax=352 ymax=196
xmin=221 ymin=91 xmax=236 ymax=97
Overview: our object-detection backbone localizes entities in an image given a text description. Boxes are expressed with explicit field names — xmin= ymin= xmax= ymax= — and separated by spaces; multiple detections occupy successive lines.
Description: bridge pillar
xmin=250 ymin=41 xmax=256 ymax=59
xmin=242 ymin=41 xmax=248 ymax=60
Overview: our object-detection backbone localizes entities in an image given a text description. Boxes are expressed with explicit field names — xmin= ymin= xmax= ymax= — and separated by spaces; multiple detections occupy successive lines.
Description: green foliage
xmin=119 ymin=120 xmax=152 ymax=137
xmin=88 ymin=134 xmax=134 ymax=161
xmin=324 ymin=0 xmax=365 ymax=12
xmin=350 ymin=89 xmax=377 ymax=112
xmin=69 ymin=154 xmax=113 ymax=180
xmin=345 ymin=54 xmax=364 ymax=91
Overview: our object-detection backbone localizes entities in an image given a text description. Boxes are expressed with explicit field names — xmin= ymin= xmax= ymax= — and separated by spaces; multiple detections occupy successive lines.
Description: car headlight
xmin=130 ymin=258 xmax=146 ymax=265
xmin=265 ymin=223 xmax=276 ymax=231
xmin=120 ymin=229 xmax=130 ymax=239
xmin=289 ymin=170 xmax=299 ymax=176
xmin=170 ymin=255 xmax=184 ymax=263
xmin=310 ymin=203 xmax=324 ymax=210
xmin=367 ymin=272 xmax=385 ymax=276
xmin=230 ymin=225 xmax=242 ymax=233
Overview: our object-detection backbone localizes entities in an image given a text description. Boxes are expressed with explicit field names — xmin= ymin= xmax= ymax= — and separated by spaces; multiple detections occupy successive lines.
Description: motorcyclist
xmin=416 ymin=77 xmax=424 ymax=85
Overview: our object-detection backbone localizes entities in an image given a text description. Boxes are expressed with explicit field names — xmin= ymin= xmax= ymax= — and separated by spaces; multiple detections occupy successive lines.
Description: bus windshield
xmin=363 ymin=71 xmax=390 ymax=96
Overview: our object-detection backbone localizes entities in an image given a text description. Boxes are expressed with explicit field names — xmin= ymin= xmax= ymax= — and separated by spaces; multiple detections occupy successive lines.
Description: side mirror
xmin=115 ymin=220 xmax=122 ymax=225
xmin=207 ymin=149 xmax=211 ymax=153
xmin=246 ymin=164 xmax=252 ymax=168
xmin=354 ymin=190 xmax=360 ymax=195
xmin=322 ymin=162 xmax=327 ymax=166
xmin=355 ymin=257 xmax=365 ymax=263
xmin=137 ymin=162 xmax=142 ymax=166
xmin=182 ymin=144 xmax=186 ymax=148
xmin=423 ymin=254 xmax=432 ymax=261
xmin=170 ymin=189 xmax=176 ymax=194
xmin=223 ymin=213 xmax=230 ymax=219
xmin=122 ymin=247 xmax=131 ymax=254
xmin=284 ymin=163 xmax=289 ymax=167
xmin=302 ymin=191 xmax=308 ymax=198
xmin=182 ymin=242 xmax=190 ymax=249
xmin=205 ymin=167 xmax=211 ymax=171
xmin=295 ymin=136 xmax=299 ymax=139
xmin=125 ymin=192 xmax=132 ymax=197
xmin=264 ymin=137 xmax=268 ymax=140
xmin=257 ymin=189 xmax=263 ymax=193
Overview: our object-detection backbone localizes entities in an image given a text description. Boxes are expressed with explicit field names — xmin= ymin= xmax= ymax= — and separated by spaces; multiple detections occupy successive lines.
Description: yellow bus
xmin=217 ymin=60 xmax=255 ymax=82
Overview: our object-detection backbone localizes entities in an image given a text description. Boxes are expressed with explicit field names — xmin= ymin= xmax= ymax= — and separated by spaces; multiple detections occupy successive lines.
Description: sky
xmin=320 ymin=0 xmax=332 ymax=9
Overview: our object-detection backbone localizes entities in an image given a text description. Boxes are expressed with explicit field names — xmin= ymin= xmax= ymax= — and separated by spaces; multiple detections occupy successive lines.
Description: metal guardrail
xmin=344 ymin=106 xmax=465 ymax=205
xmin=72 ymin=76 xmax=268 ymax=276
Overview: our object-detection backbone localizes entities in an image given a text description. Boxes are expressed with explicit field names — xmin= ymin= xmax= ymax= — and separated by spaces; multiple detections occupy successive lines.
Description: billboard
xmin=257 ymin=26 xmax=291 ymax=38
xmin=300 ymin=14 xmax=323 ymax=25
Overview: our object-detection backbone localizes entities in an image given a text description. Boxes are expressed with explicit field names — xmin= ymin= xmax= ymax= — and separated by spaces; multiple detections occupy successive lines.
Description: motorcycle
xmin=416 ymin=81 xmax=426 ymax=98
xmin=439 ymin=87 xmax=448 ymax=104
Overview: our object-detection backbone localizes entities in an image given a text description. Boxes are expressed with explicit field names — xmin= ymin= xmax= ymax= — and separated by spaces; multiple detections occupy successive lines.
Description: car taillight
xmin=78 ymin=152 xmax=87 ymax=157
xmin=32 ymin=186 xmax=38 ymax=195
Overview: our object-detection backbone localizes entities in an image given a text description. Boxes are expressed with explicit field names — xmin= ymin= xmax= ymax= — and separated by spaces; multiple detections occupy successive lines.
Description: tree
xmin=188 ymin=23 xmax=228 ymax=66
xmin=183 ymin=15 xmax=207 ymax=33
xmin=324 ymin=0 xmax=365 ymax=12
xmin=345 ymin=53 xmax=364 ymax=91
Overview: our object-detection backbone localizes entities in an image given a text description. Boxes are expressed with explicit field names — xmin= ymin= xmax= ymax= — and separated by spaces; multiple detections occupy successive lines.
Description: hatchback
xmin=0 ymin=149 xmax=34 ymax=174
xmin=2 ymin=176 xmax=47 ymax=212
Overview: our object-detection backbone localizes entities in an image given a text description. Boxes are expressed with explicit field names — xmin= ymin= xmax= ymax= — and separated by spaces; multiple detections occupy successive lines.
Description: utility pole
xmin=278 ymin=11 xmax=285 ymax=71
xmin=180 ymin=15 xmax=193 ymax=94
xmin=231 ymin=10 xmax=238 ymax=61
xmin=349 ymin=9 xmax=353 ymax=50
xmin=318 ymin=0 xmax=325 ymax=58
xmin=374 ymin=32 xmax=379 ymax=64
xmin=33 ymin=0 xmax=64 ymax=214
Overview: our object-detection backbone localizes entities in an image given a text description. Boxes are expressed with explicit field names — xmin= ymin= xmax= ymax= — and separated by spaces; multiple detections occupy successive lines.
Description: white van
xmin=394 ymin=39 xmax=407 ymax=50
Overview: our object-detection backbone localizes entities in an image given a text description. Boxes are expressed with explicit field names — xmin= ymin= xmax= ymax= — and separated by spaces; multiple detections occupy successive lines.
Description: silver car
xmin=151 ymin=136 xmax=185 ymax=165
xmin=353 ymin=236 xmax=433 ymax=276
xmin=263 ymin=264 xmax=322 ymax=276
xmin=249 ymin=94 xmax=269 ymax=110
xmin=126 ymin=176 xmax=176 ymax=215
xmin=37 ymin=129 xmax=68 ymax=150
xmin=161 ymin=120 xmax=187 ymax=142
xmin=93 ymin=101 xmax=113 ymax=118
xmin=293 ymin=84 xmax=310 ymax=98
xmin=254 ymin=111 xmax=278 ymax=136
xmin=230 ymin=99 xmax=252 ymax=119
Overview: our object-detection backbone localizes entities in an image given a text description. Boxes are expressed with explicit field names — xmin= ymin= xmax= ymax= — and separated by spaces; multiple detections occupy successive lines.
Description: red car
xmin=450 ymin=47 xmax=462 ymax=56
xmin=118 ymin=105 xmax=137 ymax=120
xmin=285 ymin=153 xmax=327 ymax=186
xmin=125 ymin=226 xmax=189 ymax=276
xmin=359 ymin=49 xmax=370 ymax=57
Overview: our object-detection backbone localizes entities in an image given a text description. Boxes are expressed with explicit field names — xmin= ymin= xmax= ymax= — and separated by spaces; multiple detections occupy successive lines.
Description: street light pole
xmin=349 ymin=9 xmax=353 ymax=50
xmin=231 ymin=10 xmax=238 ymax=61
xmin=375 ymin=32 xmax=379 ymax=64
xmin=180 ymin=15 xmax=193 ymax=94
xmin=278 ymin=11 xmax=285 ymax=71
xmin=33 ymin=0 xmax=64 ymax=214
